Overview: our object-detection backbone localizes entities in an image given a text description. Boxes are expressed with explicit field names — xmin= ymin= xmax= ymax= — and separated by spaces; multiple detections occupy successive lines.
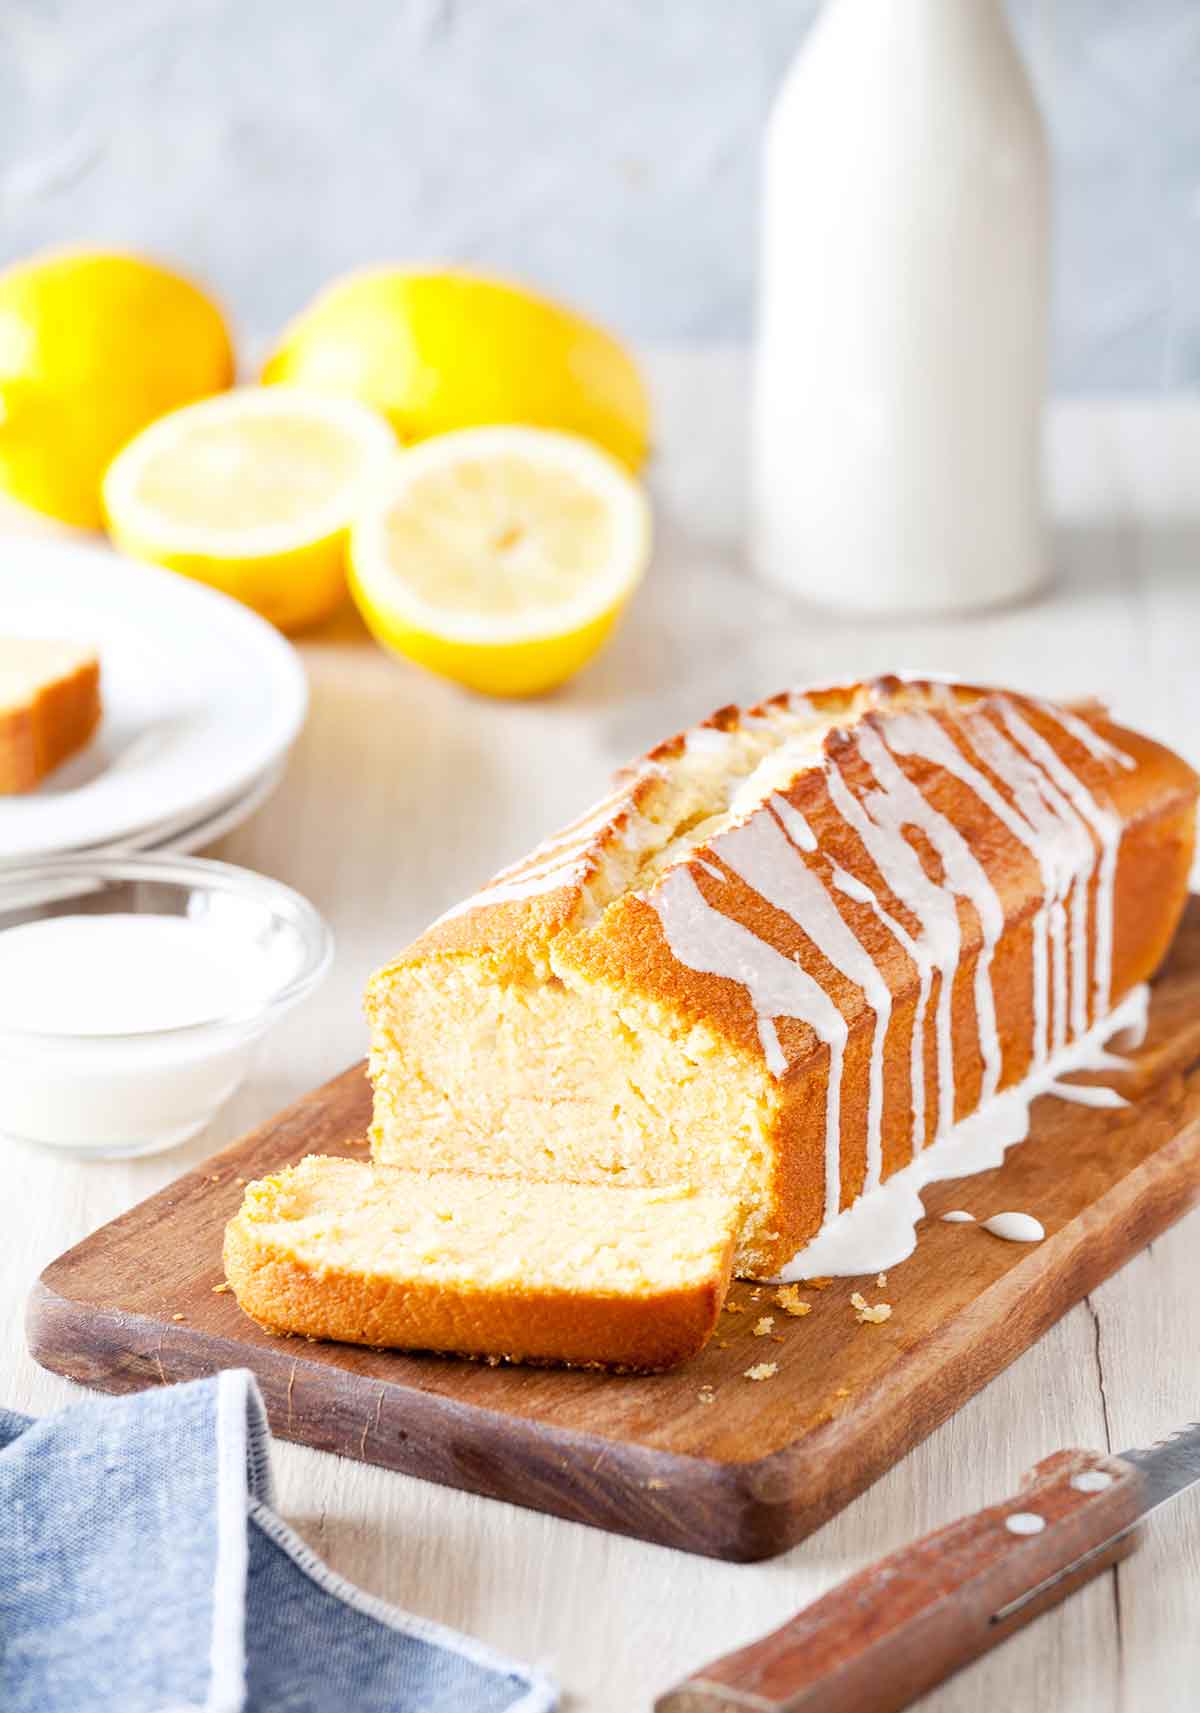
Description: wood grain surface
xmin=28 ymin=902 xmax=1200 ymax=1559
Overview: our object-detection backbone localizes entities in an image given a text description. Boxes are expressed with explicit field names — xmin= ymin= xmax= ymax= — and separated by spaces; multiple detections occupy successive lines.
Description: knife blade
xmin=657 ymin=1425 xmax=1200 ymax=1713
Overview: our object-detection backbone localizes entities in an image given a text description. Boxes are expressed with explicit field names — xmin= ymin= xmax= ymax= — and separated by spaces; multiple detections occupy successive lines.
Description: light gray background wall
xmin=1 ymin=0 xmax=1195 ymax=390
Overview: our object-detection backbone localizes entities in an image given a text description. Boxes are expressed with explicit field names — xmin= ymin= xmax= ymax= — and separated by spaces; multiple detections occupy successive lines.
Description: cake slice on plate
xmin=0 ymin=638 xmax=101 ymax=793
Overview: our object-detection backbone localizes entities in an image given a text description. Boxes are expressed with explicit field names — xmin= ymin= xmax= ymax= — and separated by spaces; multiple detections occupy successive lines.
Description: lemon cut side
xmin=102 ymin=388 xmax=397 ymax=632
xmin=348 ymin=426 xmax=651 ymax=696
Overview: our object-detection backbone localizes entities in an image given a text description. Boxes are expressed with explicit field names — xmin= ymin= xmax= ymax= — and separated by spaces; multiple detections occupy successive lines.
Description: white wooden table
xmin=5 ymin=352 xmax=1200 ymax=1711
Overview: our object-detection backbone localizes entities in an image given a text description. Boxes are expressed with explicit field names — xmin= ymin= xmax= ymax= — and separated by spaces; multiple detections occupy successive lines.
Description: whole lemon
xmin=0 ymin=249 xmax=235 ymax=529
xmin=262 ymin=268 xmax=650 ymax=472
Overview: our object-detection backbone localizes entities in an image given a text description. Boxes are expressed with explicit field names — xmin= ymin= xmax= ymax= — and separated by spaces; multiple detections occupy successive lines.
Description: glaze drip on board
xmin=771 ymin=984 xmax=1148 ymax=1277
xmin=982 ymin=1211 xmax=1046 ymax=1243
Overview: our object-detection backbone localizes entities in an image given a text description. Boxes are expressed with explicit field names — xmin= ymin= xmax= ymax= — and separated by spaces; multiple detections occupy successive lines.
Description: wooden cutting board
xmin=27 ymin=901 xmax=1200 ymax=1563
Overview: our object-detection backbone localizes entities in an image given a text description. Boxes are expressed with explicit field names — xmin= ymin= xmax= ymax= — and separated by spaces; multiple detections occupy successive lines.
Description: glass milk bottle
xmin=751 ymin=0 xmax=1049 ymax=615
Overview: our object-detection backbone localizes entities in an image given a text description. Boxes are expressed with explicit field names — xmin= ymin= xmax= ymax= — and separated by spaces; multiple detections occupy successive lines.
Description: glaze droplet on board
xmin=981 ymin=1211 xmax=1045 ymax=1243
xmin=941 ymin=1210 xmax=976 ymax=1224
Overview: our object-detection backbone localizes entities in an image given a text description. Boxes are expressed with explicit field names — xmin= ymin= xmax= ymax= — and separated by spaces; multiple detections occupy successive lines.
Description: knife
xmin=656 ymin=1423 xmax=1199 ymax=1713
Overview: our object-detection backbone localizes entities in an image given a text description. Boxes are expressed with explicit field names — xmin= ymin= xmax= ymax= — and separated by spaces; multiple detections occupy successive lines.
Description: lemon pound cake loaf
xmin=367 ymin=676 xmax=1198 ymax=1280
xmin=224 ymin=1157 xmax=739 ymax=1370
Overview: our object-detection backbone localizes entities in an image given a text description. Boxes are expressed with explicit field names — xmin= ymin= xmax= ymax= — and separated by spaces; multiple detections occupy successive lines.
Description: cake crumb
xmin=645 ymin=1477 xmax=667 ymax=1490
xmin=851 ymin=1291 xmax=892 ymax=1325
xmin=723 ymin=1301 xmax=744 ymax=1314
xmin=752 ymin=1316 xmax=775 ymax=1336
xmin=171 ymin=1313 xmax=185 ymax=1322
xmin=774 ymin=1285 xmax=812 ymax=1317
xmin=834 ymin=1386 xmax=850 ymax=1398
xmin=771 ymin=1335 xmax=786 ymax=1344
xmin=697 ymin=1386 xmax=717 ymax=1405
xmin=744 ymin=1362 xmax=779 ymax=1382
xmin=749 ymin=1288 xmax=762 ymax=1300
xmin=876 ymin=1272 xmax=888 ymax=1287
xmin=212 ymin=1282 xmax=231 ymax=1294
xmin=803 ymin=1277 xmax=833 ymax=1290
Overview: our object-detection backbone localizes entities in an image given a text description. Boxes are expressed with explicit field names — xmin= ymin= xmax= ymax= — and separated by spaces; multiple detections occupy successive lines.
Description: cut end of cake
xmin=224 ymin=1156 xmax=741 ymax=1371
xmin=0 ymin=638 xmax=101 ymax=793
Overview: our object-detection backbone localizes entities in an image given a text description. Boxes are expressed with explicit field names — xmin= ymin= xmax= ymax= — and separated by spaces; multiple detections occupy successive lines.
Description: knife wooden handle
xmin=657 ymin=1449 xmax=1143 ymax=1713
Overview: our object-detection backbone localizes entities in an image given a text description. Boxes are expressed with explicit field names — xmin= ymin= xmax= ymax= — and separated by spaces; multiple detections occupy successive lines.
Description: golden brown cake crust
xmin=224 ymin=1159 xmax=738 ymax=1373
xmin=367 ymin=677 xmax=1199 ymax=1276
xmin=0 ymin=646 xmax=101 ymax=793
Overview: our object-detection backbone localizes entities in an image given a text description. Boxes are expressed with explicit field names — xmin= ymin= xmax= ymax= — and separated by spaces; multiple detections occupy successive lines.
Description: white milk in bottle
xmin=752 ymin=0 xmax=1049 ymax=615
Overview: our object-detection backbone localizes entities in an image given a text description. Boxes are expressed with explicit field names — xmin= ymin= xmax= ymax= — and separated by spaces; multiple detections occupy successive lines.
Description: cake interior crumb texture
xmin=368 ymin=694 xmax=857 ymax=1262
xmin=224 ymin=1156 xmax=740 ymax=1370
xmin=239 ymin=1157 xmax=736 ymax=1291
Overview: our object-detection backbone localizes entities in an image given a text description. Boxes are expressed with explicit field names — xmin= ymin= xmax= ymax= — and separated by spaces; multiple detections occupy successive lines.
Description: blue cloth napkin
xmin=0 ymin=1369 xmax=556 ymax=1713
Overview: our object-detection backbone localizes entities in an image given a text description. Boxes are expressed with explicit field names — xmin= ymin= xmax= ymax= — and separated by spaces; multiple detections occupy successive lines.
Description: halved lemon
xmin=348 ymin=426 xmax=652 ymax=697
xmin=102 ymin=387 xmax=397 ymax=632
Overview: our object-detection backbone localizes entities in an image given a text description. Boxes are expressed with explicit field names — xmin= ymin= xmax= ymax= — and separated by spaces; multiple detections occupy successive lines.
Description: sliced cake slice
xmin=0 ymin=638 xmax=101 ymax=793
xmin=224 ymin=1156 xmax=740 ymax=1371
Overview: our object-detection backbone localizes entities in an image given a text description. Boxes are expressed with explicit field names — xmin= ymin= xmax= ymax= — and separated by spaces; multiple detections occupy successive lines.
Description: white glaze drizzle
xmin=856 ymin=723 xmax=1006 ymax=1104
xmin=771 ymin=796 xmax=817 ymax=851
xmin=713 ymin=805 xmax=893 ymax=1198
xmin=787 ymin=691 xmax=818 ymax=718
xmin=824 ymin=736 xmax=965 ymax=1145
xmin=1086 ymin=1048 xmax=1134 ymax=1072
xmin=982 ymin=1211 xmax=1045 ymax=1243
xmin=999 ymin=701 xmax=1124 ymax=1017
xmin=777 ymin=795 xmax=931 ymax=1160
xmin=941 ymin=1209 xmax=976 ymax=1223
xmin=984 ymin=707 xmax=1100 ymax=1041
xmin=684 ymin=725 xmax=736 ymax=757
xmin=650 ymin=864 xmax=849 ymax=1211
xmin=770 ymin=984 xmax=1147 ymax=1278
xmin=1036 ymin=699 xmax=1137 ymax=771
xmin=1044 ymin=1079 xmax=1128 ymax=1109
xmin=435 ymin=773 xmax=663 ymax=925
xmin=960 ymin=710 xmax=1094 ymax=1056
xmin=827 ymin=847 xmax=930 ymax=1156
xmin=434 ymin=852 xmax=592 ymax=924
xmin=886 ymin=707 xmax=1093 ymax=1067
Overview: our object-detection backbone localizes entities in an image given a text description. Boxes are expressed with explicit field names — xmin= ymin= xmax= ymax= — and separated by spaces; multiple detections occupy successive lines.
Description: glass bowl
xmin=0 ymin=854 xmax=332 ymax=1159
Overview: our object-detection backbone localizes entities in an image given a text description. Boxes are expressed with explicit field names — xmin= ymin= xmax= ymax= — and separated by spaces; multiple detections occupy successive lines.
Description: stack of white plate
xmin=1 ymin=542 xmax=308 ymax=867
